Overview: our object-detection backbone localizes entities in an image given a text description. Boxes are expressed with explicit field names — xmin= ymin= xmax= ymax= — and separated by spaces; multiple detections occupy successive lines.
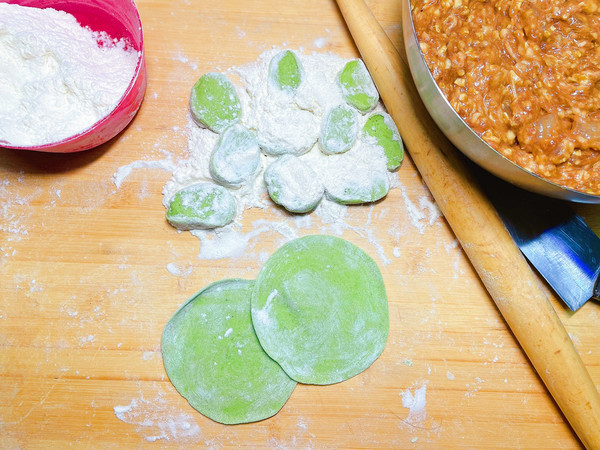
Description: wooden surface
xmin=336 ymin=0 xmax=600 ymax=447
xmin=1 ymin=0 xmax=599 ymax=447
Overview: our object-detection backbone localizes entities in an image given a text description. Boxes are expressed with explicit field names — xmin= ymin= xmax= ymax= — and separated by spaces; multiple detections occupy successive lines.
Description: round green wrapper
xmin=251 ymin=235 xmax=389 ymax=385
xmin=161 ymin=279 xmax=297 ymax=425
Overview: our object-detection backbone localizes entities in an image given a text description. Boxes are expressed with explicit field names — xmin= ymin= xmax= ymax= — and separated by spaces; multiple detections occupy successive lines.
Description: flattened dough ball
xmin=319 ymin=104 xmax=359 ymax=155
xmin=190 ymin=73 xmax=242 ymax=133
xmin=251 ymin=235 xmax=389 ymax=385
xmin=264 ymin=155 xmax=324 ymax=213
xmin=362 ymin=112 xmax=404 ymax=171
xmin=337 ymin=59 xmax=379 ymax=114
xmin=210 ymin=123 xmax=261 ymax=188
xmin=323 ymin=155 xmax=390 ymax=205
xmin=269 ymin=50 xmax=303 ymax=95
xmin=166 ymin=183 xmax=236 ymax=230
xmin=162 ymin=279 xmax=297 ymax=424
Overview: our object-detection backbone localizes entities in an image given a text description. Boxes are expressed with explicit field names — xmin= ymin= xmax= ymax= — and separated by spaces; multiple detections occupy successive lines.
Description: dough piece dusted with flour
xmin=264 ymin=155 xmax=324 ymax=213
xmin=190 ymin=73 xmax=241 ymax=133
xmin=257 ymin=108 xmax=320 ymax=156
xmin=319 ymin=104 xmax=359 ymax=155
xmin=162 ymin=279 xmax=297 ymax=424
xmin=363 ymin=112 xmax=404 ymax=171
xmin=251 ymin=235 xmax=389 ymax=385
xmin=210 ymin=124 xmax=261 ymax=188
xmin=323 ymin=153 xmax=390 ymax=205
xmin=166 ymin=183 xmax=236 ymax=230
xmin=268 ymin=50 xmax=303 ymax=94
xmin=338 ymin=59 xmax=379 ymax=114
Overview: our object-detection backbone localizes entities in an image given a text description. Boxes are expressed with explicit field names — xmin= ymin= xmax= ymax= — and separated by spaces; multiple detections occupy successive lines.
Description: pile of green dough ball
xmin=161 ymin=235 xmax=389 ymax=424
xmin=165 ymin=50 xmax=404 ymax=231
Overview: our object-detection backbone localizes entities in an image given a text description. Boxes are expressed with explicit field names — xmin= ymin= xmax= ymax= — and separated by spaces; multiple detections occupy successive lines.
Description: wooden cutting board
xmin=1 ymin=0 xmax=598 ymax=447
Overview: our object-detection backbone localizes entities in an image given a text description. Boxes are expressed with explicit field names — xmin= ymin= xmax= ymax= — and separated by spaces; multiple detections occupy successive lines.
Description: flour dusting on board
xmin=113 ymin=48 xmax=413 ymax=264
xmin=401 ymin=384 xmax=428 ymax=425
xmin=114 ymin=393 xmax=201 ymax=442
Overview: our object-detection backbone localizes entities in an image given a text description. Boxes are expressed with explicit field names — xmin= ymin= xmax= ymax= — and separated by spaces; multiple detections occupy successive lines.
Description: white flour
xmin=401 ymin=384 xmax=428 ymax=424
xmin=0 ymin=3 xmax=140 ymax=146
xmin=110 ymin=49 xmax=444 ymax=264
xmin=159 ymin=49 xmax=399 ymax=259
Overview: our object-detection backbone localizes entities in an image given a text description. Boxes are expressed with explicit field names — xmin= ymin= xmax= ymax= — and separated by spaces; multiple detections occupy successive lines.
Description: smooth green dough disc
xmin=251 ymin=235 xmax=389 ymax=385
xmin=338 ymin=59 xmax=379 ymax=114
xmin=190 ymin=73 xmax=242 ymax=133
xmin=166 ymin=183 xmax=236 ymax=230
xmin=162 ymin=279 xmax=297 ymax=425
xmin=362 ymin=112 xmax=404 ymax=171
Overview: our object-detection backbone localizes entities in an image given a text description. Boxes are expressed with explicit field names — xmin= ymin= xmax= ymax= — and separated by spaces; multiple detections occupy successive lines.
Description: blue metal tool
xmin=484 ymin=174 xmax=600 ymax=311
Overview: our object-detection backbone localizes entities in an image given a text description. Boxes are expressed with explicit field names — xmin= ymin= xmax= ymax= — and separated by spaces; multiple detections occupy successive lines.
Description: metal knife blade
xmin=481 ymin=172 xmax=600 ymax=311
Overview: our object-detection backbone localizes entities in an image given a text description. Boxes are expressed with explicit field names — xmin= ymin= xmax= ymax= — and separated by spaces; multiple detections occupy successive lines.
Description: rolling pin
xmin=335 ymin=0 xmax=600 ymax=447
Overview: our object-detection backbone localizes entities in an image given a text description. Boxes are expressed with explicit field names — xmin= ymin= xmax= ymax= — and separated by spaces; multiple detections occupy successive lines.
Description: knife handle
xmin=334 ymin=0 xmax=600 ymax=447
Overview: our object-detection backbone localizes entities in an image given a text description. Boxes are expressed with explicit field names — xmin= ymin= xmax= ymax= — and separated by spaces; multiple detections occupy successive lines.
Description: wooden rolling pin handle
xmin=335 ymin=0 xmax=600 ymax=447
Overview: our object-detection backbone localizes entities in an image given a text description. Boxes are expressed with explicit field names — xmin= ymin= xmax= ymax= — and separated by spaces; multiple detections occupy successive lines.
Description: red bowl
xmin=1 ymin=0 xmax=147 ymax=153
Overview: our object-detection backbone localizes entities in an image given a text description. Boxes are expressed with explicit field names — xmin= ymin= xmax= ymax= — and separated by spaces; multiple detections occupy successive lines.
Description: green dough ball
xmin=251 ymin=235 xmax=389 ymax=385
xmin=363 ymin=112 xmax=404 ymax=171
xmin=210 ymin=124 xmax=261 ymax=188
xmin=190 ymin=73 xmax=242 ymax=133
xmin=324 ymin=164 xmax=390 ymax=205
xmin=269 ymin=50 xmax=302 ymax=94
xmin=264 ymin=154 xmax=324 ymax=213
xmin=319 ymin=104 xmax=359 ymax=155
xmin=166 ymin=183 xmax=236 ymax=230
xmin=162 ymin=279 xmax=297 ymax=425
xmin=338 ymin=59 xmax=379 ymax=114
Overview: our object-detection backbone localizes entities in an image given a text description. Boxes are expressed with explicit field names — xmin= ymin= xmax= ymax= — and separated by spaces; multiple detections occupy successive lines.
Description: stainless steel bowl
xmin=402 ymin=0 xmax=600 ymax=204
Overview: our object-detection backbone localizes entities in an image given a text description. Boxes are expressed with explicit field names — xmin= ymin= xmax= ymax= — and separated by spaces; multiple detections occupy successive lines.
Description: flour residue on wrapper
xmin=161 ymin=49 xmax=400 ymax=261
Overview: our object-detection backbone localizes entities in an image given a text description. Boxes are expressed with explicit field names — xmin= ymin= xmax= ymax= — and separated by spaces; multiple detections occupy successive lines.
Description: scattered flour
xmin=313 ymin=37 xmax=328 ymax=49
xmin=163 ymin=49 xmax=398 ymax=260
xmin=400 ymin=185 xmax=441 ymax=234
xmin=114 ymin=394 xmax=201 ymax=442
xmin=0 ymin=3 xmax=140 ymax=146
xmin=166 ymin=263 xmax=193 ymax=277
xmin=113 ymin=159 xmax=177 ymax=189
xmin=401 ymin=384 xmax=428 ymax=425
xmin=112 ymin=49 xmax=442 ymax=264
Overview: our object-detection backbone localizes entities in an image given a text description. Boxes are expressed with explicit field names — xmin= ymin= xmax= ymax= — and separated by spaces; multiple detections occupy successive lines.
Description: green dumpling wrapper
xmin=251 ymin=235 xmax=389 ymax=385
xmin=162 ymin=279 xmax=297 ymax=424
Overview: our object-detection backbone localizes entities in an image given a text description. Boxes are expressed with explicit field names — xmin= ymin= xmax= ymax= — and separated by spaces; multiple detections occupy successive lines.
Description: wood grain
xmin=0 ymin=0 xmax=599 ymax=447
xmin=335 ymin=0 xmax=600 ymax=447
